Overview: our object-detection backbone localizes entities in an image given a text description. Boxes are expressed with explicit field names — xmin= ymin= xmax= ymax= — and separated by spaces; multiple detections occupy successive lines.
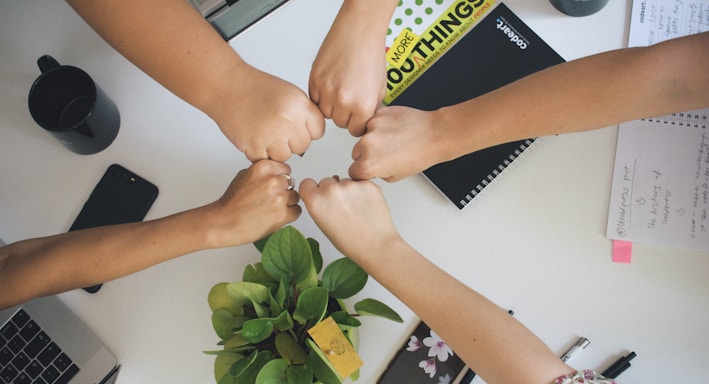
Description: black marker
xmin=601 ymin=351 xmax=636 ymax=378
xmin=609 ymin=362 xmax=631 ymax=378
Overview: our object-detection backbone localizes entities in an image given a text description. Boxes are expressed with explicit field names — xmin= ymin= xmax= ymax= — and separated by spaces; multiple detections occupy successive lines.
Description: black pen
xmin=609 ymin=362 xmax=631 ymax=379
xmin=601 ymin=351 xmax=636 ymax=378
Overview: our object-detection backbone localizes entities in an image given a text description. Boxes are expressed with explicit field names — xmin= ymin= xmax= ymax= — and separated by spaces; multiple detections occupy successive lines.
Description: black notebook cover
xmin=388 ymin=3 xmax=565 ymax=209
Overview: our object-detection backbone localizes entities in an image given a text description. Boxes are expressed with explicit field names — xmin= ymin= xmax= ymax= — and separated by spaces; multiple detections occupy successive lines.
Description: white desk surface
xmin=1 ymin=1 xmax=707 ymax=383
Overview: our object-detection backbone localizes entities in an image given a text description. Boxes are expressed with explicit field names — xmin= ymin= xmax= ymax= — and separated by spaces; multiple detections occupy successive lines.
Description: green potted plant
xmin=205 ymin=225 xmax=403 ymax=384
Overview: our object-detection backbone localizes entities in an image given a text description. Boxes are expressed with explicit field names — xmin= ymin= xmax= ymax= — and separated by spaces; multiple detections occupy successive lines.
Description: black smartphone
xmin=69 ymin=164 xmax=159 ymax=293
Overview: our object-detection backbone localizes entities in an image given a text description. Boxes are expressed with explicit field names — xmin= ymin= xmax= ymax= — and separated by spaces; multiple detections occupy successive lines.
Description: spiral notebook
xmin=606 ymin=0 xmax=709 ymax=251
xmin=385 ymin=1 xmax=564 ymax=209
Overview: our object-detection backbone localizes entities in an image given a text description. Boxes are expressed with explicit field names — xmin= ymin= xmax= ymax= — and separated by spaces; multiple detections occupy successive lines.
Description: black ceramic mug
xmin=550 ymin=0 xmax=609 ymax=16
xmin=28 ymin=55 xmax=120 ymax=155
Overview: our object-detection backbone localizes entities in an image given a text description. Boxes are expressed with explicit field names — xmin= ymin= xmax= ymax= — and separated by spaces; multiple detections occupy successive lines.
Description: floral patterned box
xmin=378 ymin=321 xmax=470 ymax=384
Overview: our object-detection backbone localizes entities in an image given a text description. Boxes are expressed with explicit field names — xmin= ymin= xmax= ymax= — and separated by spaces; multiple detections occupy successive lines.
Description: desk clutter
xmin=1 ymin=0 xmax=705 ymax=383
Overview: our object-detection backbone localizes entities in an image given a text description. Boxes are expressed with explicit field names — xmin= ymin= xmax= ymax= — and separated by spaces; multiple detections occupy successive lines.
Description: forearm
xmin=435 ymin=32 xmax=709 ymax=161
xmin=338 ymin=0 xmax=399 ymax=33
xmin=357 ymin=239 xmax=573 ymax=384
xmin=67 ymin=0 xmax=246 ymax=117
xmin=0 ymin=207 xmax=214 ymax=309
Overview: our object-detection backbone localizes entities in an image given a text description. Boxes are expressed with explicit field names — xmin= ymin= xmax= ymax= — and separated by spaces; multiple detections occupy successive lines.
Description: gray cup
xmin=550 ymin=0 xmax=609 ymax=16
xmin=28 ymin=55 xmax=120 ymax=155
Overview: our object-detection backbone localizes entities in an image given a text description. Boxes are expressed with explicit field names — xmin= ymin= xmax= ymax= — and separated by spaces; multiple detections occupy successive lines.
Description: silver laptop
xmin=0 ymin=237 xmax=119 ymax=384
xmin=190 ymin=0 xmax=291 ymax=40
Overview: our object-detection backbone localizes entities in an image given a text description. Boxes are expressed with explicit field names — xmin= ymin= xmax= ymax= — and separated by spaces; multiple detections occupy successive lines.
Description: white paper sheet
xmin=606 ymin=0 xmax=709 ymax=251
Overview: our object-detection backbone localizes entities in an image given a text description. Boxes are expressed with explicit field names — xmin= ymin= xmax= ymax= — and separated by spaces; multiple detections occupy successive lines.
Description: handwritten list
xmin=606 ymin=0 xmax=709 ymax=251
xmin=627 ymin=0 xmax=708 ymax=47
xmin=607 ymin=119 xmax=709 ymax=250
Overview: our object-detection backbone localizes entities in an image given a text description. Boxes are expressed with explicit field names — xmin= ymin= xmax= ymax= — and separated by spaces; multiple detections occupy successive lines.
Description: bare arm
xmin=442 ymin=31 xmax=709 ymax=158
xmin=0 ymin=160 xmax=300 ymax=309
xmin=309 ymin=0 xmax=399 ymax=136
xmin=300 ymin=177 xmax=574 ymax=384
xmin=350 ymin=32 xmax=709 ymax=181
xmin=67 ymin=0 xmax=325 ymax=161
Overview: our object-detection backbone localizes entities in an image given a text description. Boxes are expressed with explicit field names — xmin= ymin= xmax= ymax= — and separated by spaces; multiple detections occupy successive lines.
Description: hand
xmin=299 ymin=177 xmax=400 ymax=262
xmin=309 ymin=4 xmax=388 ymax=137
xmin=213 ymin=64 xmax=325 ymax=162
xmin=203 ymin=160 xmax=302 ymax=247
xmin=349 ymin=106 xmax=442 ymax=182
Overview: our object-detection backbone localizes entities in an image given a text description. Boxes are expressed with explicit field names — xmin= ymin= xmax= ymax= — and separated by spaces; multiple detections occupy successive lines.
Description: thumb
xmin=348 ymin=159 xmax=374 ymax=181
xmin=298 ymin=178 xmax=319 ymax=201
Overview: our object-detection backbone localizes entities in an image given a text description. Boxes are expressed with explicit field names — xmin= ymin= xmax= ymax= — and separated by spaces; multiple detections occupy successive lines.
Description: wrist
xmin=429 ymin=107 xmax=468 ymax=163
xmin=354 ymin=236 xmax=414 ymax=277
xmin=195 ymin=203 xmax=250 ymax=250
xmin=194 ymin=56 xmax=252 ymax=123
xmin=433 ymin=100 xmax=501 ymax=161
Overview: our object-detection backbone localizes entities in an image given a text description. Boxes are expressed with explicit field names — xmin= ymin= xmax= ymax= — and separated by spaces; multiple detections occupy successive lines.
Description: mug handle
xmin=37 ymin=54 xmax=60 ymax=74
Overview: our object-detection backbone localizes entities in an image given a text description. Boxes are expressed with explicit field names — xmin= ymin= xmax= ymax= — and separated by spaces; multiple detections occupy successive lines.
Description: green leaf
xmin=223 ymin=332 xmax=250 ymax=349
xmin=214 ymin=352 xmax=245 ymax=382
xmin=262 ymin=226 xmax=315 ymax=287
xmin=255 ymin=358 xmax=289 ymax=384
xmin=209 ymin=283 xmax=244 ymax=316
xmin=244 ymin=262 xmax=278 ymax=287
xmin=354 ymin=299 xmax=403 ymax=322
xmin=343 ymin=327 xmax=359 ymax=359
xmin=274 ymin=279 xmax=287 ymax=308
xmin=203 ymin=349 xmax=246 ymax=357
xmin=330 ymin=311 xmax=362 ymax=329
xmin=272 ymin=310 xmax=294 ymax=332
xmin=292 ymin=287 xmax=329 ymax=326
xmin=227 ymin=282 xmax=270 ymax=318
xmin=297 ymin=267 xmax=319 ymax=293
xmin=241 ymin=310 xmax=292 ymax=344
xmin=217 ymin=371 xmax=238 ymax=384
xmin=322 ymin=258 xmax=368 ymax=299
xmin=229 ymin=349 xmax=258 ymax=378
xmin=275 ymin=332 xmax=308 ymax=365
xmin=306 ymin=339 xmax=342 ymax=384
xmin=242 ymin=318 xmax=275 ymax=344
xmin=287 ymin=364 xmax=313 ymax=384
xmin=231 ymin=350 xmax=275 ymax=383
xmin=212 ymin=309 xmax=240 ymax=340
xmin=307 ymin=238 xmax=323 ymax=273
xmin=348 ymin=368 xmax=360 ymax=382
xmin=269 ymin=284 xmax=285 ymax=316
xmin=254 ymin=234 xmax=272 ymax=253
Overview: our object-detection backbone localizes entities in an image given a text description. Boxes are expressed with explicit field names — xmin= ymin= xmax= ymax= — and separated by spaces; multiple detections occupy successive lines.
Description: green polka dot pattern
xmin=386 ymin=0 xmax=453 ymax=48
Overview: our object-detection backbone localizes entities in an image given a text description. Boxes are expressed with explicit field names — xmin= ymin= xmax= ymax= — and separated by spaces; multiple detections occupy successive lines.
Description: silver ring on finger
xmin=280 ymin=174 xmax=295 ymax=191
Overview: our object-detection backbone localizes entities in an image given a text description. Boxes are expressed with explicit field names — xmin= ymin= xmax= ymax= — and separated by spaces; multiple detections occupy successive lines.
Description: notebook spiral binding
xmin=643 ymin=109 xmax=708 ymax=129
xmin=462 ymin=138 xmax=537 ymax=207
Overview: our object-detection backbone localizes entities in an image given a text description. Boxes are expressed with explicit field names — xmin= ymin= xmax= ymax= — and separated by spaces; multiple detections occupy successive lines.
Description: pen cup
xmin=28 ymin=55 xmax=120 ymax=155
xmin=550 ymin=0 xmax=609 ymax=17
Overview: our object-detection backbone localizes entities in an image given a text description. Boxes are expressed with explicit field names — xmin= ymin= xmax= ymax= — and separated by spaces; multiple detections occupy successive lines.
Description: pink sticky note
xmin=612 ymin=240 xmax=632 ymax=263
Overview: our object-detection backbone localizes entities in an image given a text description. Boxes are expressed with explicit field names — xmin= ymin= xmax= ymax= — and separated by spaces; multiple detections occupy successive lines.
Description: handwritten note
xmin=607 ymin=118 xmax=709 ymax=250
xmin=627 ymin=0 xmax=709 ymax=47
xmin=606 ymin=0 xmax=709 ymax=251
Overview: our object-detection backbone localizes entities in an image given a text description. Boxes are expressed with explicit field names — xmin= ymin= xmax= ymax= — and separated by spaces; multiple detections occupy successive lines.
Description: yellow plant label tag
xmin=307 ymin=317 xmax=363 ymax=379
xmin=386 ymin=29 xmax=421 ymax=68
